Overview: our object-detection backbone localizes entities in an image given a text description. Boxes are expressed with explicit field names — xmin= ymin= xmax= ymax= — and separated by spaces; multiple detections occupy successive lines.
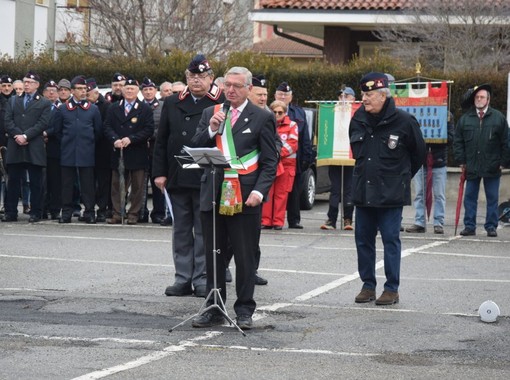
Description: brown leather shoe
xmin=106 ymin=217 xmax=121 ymax=224
xmin=375 ymin=290 xmax=399 ymax=305
xmin=127 ymin=217 xmax=138 ymax=225
xmin=355 ymin=288 xmax=376 ymax=303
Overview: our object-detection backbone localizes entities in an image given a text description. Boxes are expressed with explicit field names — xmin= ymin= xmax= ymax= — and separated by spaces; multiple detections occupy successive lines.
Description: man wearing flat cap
xmin=153 ymin=54 xmax=224 ymax=298
xmin=104 ymin=75 xmax=154 ymax=225
xmin=274 ymin=81 xmax=313 ymax=229
xmin=57 ymin=79 xmax=72 ymax=104
xmin=349 ymin=72 xmax=425 ymax=306
xmin=2 ymin=71 xmax=52 ymax=223
xmin=454 ymin=84 xmax=509 ymax=237
xmin=53 ymin=76 xmax=102 ymax=224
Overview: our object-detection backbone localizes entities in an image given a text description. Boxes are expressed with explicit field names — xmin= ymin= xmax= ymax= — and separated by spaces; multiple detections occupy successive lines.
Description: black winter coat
xmin=103 ymin=99 xmax=154 ymax=171
xmin=152 ymin=89 xmax=224 ymax=190
xmin=349 ymin=97 xmax=426 ymax=207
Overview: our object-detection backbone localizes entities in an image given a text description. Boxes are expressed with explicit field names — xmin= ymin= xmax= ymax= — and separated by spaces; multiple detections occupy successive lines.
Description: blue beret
xmin=112 ymin=72 xmax=125 ymax=83
xmin=276 ymin=82 xmax=291 ymax=92
xmin=86 ymin=78 xmax=97 ymax=91
xmin=124 ymin=75 xmax=139 ymax=87
xmin=141 ymin=76 xmax=156 ymax=88
xmin=360 ymin=72 xmax=388 ymax=92
xmin=188 ymin=54 xmax=211 ymax=73
xmin=24 ymin=70 xmax=40 ymax=82
xmin=71 ymin=75 xmax=87 ymax=88
xmin=252 ymin=74 xmax=267 ymax=88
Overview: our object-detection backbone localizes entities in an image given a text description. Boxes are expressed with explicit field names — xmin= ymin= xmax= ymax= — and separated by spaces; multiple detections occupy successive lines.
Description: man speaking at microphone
xmin=190 ymin=66 xmax=278 ymax=330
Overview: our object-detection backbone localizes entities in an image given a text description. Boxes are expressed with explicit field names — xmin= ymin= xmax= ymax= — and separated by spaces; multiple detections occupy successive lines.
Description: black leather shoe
xmin=164 ymin=283 xmax=193 ymax=296
xmin=28 ymin=216 xmax=41 ymax=223
xmin=59 ymin=218 xmax=71 ymax=224
xmin=160 ymin=217 xmax=173 ymax=226
xmin=2 ymin=215 xmax=18 ymax=222
xmin=96 ymin=214 xmax=106 ymax=223
xmin=72 ymin=209 xmax=81 ymax=217
xmin=193 ymin=285 xmax=207 ymax=298
xmin=273 ymin=226 xmax=283 ymax=230
xmin=460 ymin=228 xmax=475 ymax=236
xmin=225 ymin=268 xmax=232 ymax=283
xmin=50 ymin=213 xmax=60 ymax=220
xmin=289 ymin=223 xmax=303 ymax=229
xmin=85 ymin=216 xmax=96 ymax=224
xmin=487 ymin=228 xmax=498 ymax=237
xmin=261 ymin=225 xmax=273 ymax=230
xmin=192 ymin=312 xmax=225 ymax=328
xmin=236 ymin=315 xmax=253 ymax=330
xmin=151 ymin=216 xmax=164 ymax=224
xmin=255 ymin=272 xmax=268 ymax=286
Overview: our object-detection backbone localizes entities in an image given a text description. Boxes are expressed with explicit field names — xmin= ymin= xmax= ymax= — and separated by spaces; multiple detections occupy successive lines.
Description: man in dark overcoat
xmin=53 ymin=76 xmax=102 ymax=224
xmin=2 ymin=71 xmax=51 ymax=223
xmin=153 ymin=54 xmax=224 ymax=298
xmin=104 ymin=75 xmax=154 ymax=225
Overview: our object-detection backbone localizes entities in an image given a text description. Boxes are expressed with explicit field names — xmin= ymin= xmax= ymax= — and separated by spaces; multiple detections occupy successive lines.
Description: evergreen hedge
xmin=1 ymin=49 xmax=507 ymax=124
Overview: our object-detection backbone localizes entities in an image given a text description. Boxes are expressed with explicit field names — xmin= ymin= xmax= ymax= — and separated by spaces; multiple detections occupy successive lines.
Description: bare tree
xmin=58 ymin=0 xmax=252 ymax=59
xmin=375 ymin=1 xmax=510 ymax=73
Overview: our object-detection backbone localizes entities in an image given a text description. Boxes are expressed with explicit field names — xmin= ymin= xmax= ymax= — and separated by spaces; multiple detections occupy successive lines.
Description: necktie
xmin=24 ymin=95 xmax=32 ymax=109
xmin=479 ymin=110 xmax=484 ymax=120
xmin=231 ymin=108 xmax=240 ymax=126
xmin=125 ymin=102 xmax=132 ymax=116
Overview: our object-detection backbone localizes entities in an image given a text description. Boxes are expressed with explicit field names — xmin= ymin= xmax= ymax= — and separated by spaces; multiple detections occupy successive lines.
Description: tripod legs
xmin=168 ymin=288 xmax=246 ymax=336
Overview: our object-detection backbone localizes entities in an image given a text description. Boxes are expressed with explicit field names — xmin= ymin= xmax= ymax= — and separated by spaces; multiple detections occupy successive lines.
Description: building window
xmin=66 ymin=0 xmax=90 ymax=7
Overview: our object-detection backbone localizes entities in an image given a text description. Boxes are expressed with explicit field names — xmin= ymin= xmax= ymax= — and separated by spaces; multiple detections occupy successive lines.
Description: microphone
xmin=217 ymin=100 xmax=231 ymax=135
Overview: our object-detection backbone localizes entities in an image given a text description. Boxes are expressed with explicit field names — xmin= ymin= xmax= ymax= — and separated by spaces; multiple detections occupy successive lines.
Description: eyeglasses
xmin=186 ymin=73 xmax=209 ymax=80
xmin=273 ymin=111 xmax=285 ymax=115
xmin=224 ymin=82 xmax=248 ymax=90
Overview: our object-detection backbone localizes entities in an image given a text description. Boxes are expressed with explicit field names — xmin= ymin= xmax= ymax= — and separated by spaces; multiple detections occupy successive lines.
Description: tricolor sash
xmin=214 ymin=104 xmax=260 ymax=215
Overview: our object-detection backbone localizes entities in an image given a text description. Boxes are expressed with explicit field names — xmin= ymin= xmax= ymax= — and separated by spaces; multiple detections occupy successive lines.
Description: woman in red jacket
xmin=262 ymin=100 xmax=299 ymax=230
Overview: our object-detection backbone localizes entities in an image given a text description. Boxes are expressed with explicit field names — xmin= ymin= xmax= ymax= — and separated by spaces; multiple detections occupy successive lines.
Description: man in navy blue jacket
xmin=53 ymin=76 xmax=102 ymax=224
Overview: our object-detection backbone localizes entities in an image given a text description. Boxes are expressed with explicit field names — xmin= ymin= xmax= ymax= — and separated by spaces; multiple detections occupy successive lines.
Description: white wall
xmin=0 ymin=0 xmax=16 ymax=57
xmin=34 ymin=4 xmax=50 ymax=54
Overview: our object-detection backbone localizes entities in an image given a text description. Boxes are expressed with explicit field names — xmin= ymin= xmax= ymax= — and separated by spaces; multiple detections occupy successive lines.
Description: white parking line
xmin=70 ymin=332 xmax=221 ymax=380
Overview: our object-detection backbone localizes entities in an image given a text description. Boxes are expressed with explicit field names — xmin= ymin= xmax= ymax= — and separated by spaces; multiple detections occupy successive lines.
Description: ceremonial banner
xmin=390 ymin=81 xmax=449 ymax=143
xmin=317 ymin=102 xmax=361 ymax=166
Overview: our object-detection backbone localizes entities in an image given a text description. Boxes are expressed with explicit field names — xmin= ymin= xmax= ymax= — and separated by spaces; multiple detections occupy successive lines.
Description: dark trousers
xmin=95 ymin=166 xmax=111 ymax=215
xmin=45 ymin=157 xmax=62 ymax=215
xmin=327 ymin=165 xmax=354 ymax=226
xmin=286 ymin=172 xmax=301 ymax=226
xmin=61 ymin=166 xmax=95 ymax=219
xmin=201 ymin=209 xmax=260 ymax=317
xmin=355 ymin=206 xmax=402 ymax=293
xmin=5 ymin=163 xmax=43 ymax=218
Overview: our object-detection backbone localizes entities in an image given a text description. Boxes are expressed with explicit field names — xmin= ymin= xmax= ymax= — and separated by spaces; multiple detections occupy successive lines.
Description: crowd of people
xmin=1 ymin=60 xmax=509 ymax=328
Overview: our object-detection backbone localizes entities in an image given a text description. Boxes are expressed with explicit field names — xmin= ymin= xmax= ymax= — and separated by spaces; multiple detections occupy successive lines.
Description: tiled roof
xmin=253 ymin=33 xmax=323 ymax=57
xmin=259 ymin=0 xmax=417 ymax=10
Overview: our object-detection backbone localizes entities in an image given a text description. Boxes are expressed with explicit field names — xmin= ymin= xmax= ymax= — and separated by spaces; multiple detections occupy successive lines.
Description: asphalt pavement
xmin=1 ymin=197 xmax=509 ymax=379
